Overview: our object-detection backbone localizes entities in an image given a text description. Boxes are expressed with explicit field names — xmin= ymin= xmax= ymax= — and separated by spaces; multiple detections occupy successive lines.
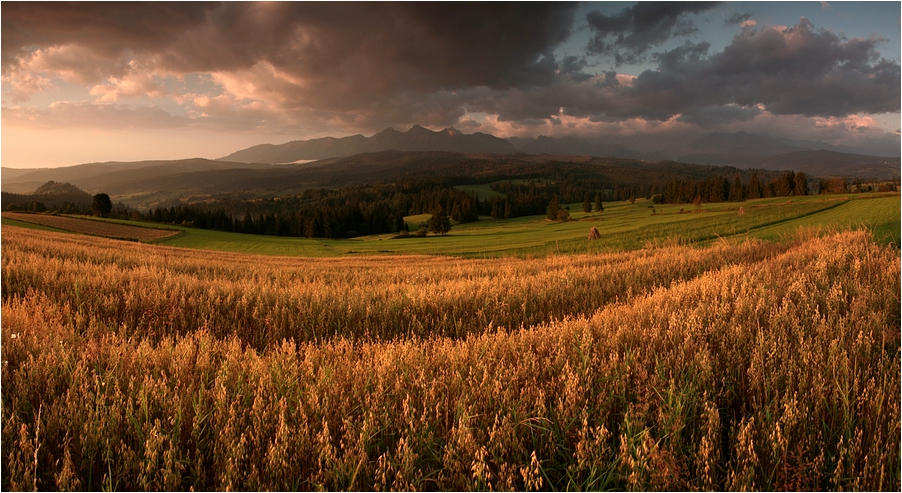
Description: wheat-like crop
xmin=2 ymin=225 xmax=898 ymax=490
xmin=2 ymin=226 xmax=792 ymax=347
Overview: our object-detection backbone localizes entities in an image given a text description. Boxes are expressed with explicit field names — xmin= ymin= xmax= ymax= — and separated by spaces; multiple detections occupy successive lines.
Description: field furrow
xmin=1 ymin=212 xmax=181 ymax=242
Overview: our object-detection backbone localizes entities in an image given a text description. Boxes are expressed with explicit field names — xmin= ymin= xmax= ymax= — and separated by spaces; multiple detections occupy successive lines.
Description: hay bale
xmin=588 ymin=226 xmax=600 ymax=240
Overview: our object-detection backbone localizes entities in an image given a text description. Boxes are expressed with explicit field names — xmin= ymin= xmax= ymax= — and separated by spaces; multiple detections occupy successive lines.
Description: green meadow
xmin=3 ymin=192 xmax=898 ymax=257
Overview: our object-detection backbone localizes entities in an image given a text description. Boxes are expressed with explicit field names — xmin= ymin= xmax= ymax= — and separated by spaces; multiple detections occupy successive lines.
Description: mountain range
xmin=2 ymin=126 xmax=898 ymax=210
xmin=219 ymin=125 xmax=516 ymax=163
xmin=216 ymin=126 xmax=899 ymax=177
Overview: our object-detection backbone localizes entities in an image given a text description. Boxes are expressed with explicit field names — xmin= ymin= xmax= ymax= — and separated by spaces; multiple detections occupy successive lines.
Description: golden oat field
xmin=1 ymin=224 xmax=899 ymax=491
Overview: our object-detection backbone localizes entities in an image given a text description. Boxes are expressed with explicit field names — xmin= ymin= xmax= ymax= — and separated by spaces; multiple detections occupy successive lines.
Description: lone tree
xmin=595 ymin=192 xmax=603 ymax=212
xmin=428 ymin=205 xmax=451 ymax=235
xmin=582 ymin=193 xmax=592 ymax=213
xmin=91 ymin=193 xmax=113 ymax=217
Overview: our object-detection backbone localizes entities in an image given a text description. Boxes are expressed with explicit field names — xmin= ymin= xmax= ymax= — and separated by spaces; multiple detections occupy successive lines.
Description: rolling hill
xmin=1 ymin=181 xmax=94 ymax=211
xmin=4 ymin=126 xmax=897 ymax=211
xmin=676 ymin=149 xmax=900 ymax=178
xmin=1 ymin=158 xmax=273 ymax=195
xmin=2 ymin=150 xmax=788 ymax=211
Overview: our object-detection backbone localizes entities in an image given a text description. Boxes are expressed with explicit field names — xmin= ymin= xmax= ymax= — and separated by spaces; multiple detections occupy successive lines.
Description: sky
xmin=2 ymin=1 xmax=900 ymax=168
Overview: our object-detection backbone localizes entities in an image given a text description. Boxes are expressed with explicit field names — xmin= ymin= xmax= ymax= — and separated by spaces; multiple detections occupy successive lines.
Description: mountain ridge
xmin=3 ymin=130 xmax=897 ymax=209
xmin=216 ymin=126 xmax=899 ymax=171
xmin=1 ymin=158 xmax=271 ymax=194
xmin=218 ymin=125 xmax=516 ymax=163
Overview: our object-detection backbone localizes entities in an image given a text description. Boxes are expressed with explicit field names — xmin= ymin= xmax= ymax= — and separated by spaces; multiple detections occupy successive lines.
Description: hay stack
xmin=588 ymin=226 xmax=600 ymax=240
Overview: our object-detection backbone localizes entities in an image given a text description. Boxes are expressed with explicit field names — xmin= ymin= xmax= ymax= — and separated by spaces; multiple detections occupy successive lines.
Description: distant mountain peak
xmin=219 ymin=124 xmax=516 ymax=163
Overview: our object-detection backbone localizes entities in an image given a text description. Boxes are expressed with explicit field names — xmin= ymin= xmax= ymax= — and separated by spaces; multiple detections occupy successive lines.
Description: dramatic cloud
xmin=724 ymin=12 xmax=754 ymax=25
xmin=1 ymin=2 xmax=214 ymax=76
xmin=700 ymin=18 xmax=899 ymax=116
xmin=3 ymin=3 xmax=580 ymax=88
xmin=3 ymin=2 xmax=581 ymax=129
xmin=1 ymin=1 xmax=898 ymax=166
xmin=512 ymin=18 xmax=897 ymax=122
xmin=585 ymin=2 xmax=721 ymax=65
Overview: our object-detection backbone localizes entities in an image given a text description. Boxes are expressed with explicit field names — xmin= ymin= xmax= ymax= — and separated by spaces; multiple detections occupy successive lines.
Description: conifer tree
xmin=547 ymin=194 xmax=560 ymax=220
xmin=729 ymin=177 xmax=745 ymax=202
xmin=451 ymin=202 xmax=463 ymax=222
xmin=794 ymin=171 xmax=808 ymax=196
xmin=428 ymin=205 xmax=451 ymax=235
xmin=582 ymin=193 xmax=592 ymax=213
xmin=748 ymin=172 xmax=761 ymax=199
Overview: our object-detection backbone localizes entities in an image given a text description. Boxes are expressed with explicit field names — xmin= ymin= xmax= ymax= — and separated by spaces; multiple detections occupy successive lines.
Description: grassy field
xmin=19 ymin=192 xmax=894 ymax=258
xmin=2 ymin=225 xmax=898 ymax=490
xmin=454 ymin=183 xmax=507 ymax=201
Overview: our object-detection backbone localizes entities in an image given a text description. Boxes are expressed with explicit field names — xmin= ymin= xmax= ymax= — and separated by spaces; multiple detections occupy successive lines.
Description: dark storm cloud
xmin=698 ymin=18 xmax=900 ymax=116
xmin=586 ymin=2 xmax=721 ymax=65
xmin=2 ymin=3 xmax=898 ymax=136
xmin=2 ymin=2 xmax=581 ymax=127
xmin=1 ymin=2 xmax=216 ymax=77
xmin=653 ymin=41 xmax=711 ymax=70
xmin=464 ymin=17 xmax=899 ymax=130
xmin=560 ymin=56 xmax=592 ymax=82
xmin=724 ymin=12 xmax=754 ymax=25
xmin=2 ymin=2 xmax=578 ymax=88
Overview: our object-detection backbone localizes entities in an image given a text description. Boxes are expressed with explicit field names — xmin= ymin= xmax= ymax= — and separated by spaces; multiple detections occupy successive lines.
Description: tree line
xmin=6 ymin=170 xmax=895 ymax=240
xmin=660 ymin=171 xmax=810 ymax=205
xmin=136 ymin=182 xmax=481 ymax=239
xmin=133 ymin=170 xmax=892 ymax=236
xmin=135 ymin=174 xmax=649 ymax=237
